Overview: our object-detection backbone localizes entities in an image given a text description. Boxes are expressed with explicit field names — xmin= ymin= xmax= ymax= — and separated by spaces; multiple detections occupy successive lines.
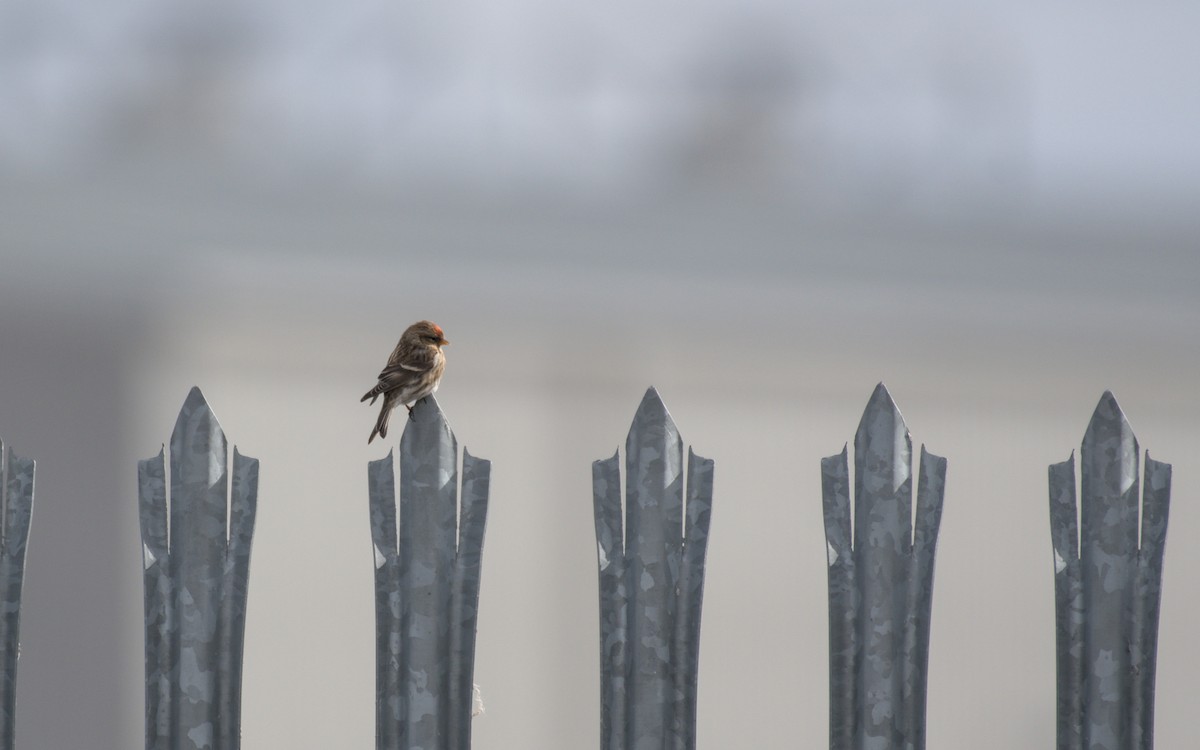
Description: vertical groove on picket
xmin=0 ymin=439 xmax=34 ymax=750
xmin=369 ymin=396 xmax=490 ymax=750
xmin=592 ymin=387 xmax=714 ymax=750
xmin=822 ymin=383 xmax=946 ymax=750
xmin=139 ymin=387 xmax=259 ymax=750
xmin=1050 ymin=392 xmax=1170 ymax=750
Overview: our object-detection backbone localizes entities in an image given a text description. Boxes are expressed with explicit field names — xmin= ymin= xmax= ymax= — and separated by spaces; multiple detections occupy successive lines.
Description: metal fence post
xmin=821 ymin=383 xmax=946 ymax=750
xmin=138 ymin=387 xmax=259 ymax=750
xmin=368 ymin=396 xmax=491 ymax=750
xmin=1049 ymin=391 xmax=1170 ymax=750
xmin=0 ymin=439 xmax=34 ymax=750
xmin=592 ymin=387 xmax=715 ymax=750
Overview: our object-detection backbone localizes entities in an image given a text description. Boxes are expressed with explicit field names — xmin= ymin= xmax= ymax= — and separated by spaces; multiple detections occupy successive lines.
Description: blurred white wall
xmin=1 ymin=4 xmax=1199 ymax=749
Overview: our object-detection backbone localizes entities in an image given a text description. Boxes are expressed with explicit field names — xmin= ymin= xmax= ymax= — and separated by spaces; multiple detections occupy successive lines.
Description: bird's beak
xmin=440 ymin=338 xmax=450 ymax=346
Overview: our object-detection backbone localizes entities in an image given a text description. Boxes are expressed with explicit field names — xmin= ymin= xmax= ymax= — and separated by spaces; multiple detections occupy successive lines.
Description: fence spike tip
xmin=863 ymin=383 xmax=901 ymax=420
xmin=172 ymin=387 xmax=224 ymax=444
xmin=634 ymin=386 xmax=669 ymax=418
xmin=1091 ymin=390 xmax=1125 ymax=421
xmin=178 ymin=386 xmax=215 ymax=420
xmin=638 ymin=385 xmax=667 ymax=413
xmin=628 ymin=388 xmax=676 ymax=441
xmin=1082 ymin=391 xmax=1135 ymax=449
xmin=857 ymin=382 xmax=907 ymax=439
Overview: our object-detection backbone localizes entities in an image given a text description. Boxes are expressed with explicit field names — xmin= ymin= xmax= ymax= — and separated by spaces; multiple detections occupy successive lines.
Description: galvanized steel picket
xmin=1049 ymin=392 xmax=1171 ymax=750
xmin=138 ymin=387 xmax=259 ymax=750
xmin=822 ymin=383 xmax=947 ymax=750
xmin=0 ymin=440 xmax=34 ymax=750
xmin=368 ymin=396 xmax=491 ymax=750
xmin=592 ymin=387 xmax=714 ymax=750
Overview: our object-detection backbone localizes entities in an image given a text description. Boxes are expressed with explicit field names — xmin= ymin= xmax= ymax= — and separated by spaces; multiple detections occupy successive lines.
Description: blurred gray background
xmin=2 ymin=3 xmax=1198 ymax=749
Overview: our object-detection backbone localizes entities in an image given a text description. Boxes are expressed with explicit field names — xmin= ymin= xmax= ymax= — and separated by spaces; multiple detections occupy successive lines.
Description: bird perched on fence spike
xmin=361 ymin=320 xmax=449 ymax=443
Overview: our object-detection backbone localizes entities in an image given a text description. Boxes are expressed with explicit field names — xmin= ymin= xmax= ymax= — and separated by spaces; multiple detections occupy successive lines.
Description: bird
xmin=361 ymin=320 xmax=449 ymax=443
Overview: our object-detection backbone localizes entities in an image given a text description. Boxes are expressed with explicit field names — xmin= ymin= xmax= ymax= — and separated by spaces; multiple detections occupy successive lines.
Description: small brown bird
xmin=361 ymin=320 xmax=449 ymax=443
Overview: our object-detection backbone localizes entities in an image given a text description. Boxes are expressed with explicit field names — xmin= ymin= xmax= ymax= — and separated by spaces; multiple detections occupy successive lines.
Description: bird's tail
xmin=369 ymin=402 xmax=392 ymax=444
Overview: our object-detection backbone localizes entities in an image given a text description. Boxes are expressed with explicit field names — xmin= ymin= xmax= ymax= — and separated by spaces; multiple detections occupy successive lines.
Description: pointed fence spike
xmin=370 ymin=395 xmax=490 ymax=750
xmin=595 ymin=389 xmax=712 ymax=750
xmin=139 ymin=389 xmax=257 ymax=750
xmin=824 ymin=386 xmax=942 ymax=750
xmin=1052 ymin=392 xmax=1170 ymax=750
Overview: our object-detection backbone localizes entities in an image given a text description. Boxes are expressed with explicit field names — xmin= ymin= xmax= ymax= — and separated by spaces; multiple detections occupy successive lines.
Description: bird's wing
xmin=364 ymin=366 xmax=415 ymax=396
xmin=380 ymin=345 xmax=441 ymax=378
xmin=361 ymin=366 xmax=415 ymax=402
xmin=363 ymin=345 xmax=440 ymax=402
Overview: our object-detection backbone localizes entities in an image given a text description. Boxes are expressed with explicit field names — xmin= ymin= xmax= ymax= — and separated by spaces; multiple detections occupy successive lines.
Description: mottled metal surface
xmin=821 ymin=383 xmax=946 ymax=750
xmin=139 ymin=387 xmax=259 ymax=750
xmin=591 ymin=387 xmax=714 ymax=750
xmin=1049 ymin=391 xmax=1170 ymax=750
xmin=368 ymin=396 xmax=490 ymax=750
xmin=0 ymin=438 xmax=34 ymax=750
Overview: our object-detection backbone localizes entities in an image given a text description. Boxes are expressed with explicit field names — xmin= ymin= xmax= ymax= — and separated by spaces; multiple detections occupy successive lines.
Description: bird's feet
xmin=406 ymin=404 xmax=415 ymax=422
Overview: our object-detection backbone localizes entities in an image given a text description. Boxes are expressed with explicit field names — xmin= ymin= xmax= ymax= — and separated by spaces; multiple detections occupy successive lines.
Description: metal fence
xmin=0 ymin=383 xmax=1174 ymax=750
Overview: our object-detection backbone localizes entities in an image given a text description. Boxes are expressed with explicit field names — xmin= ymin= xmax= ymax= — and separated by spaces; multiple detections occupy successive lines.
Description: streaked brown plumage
xmin=361 ymin=320 xmax=449 ymax=443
